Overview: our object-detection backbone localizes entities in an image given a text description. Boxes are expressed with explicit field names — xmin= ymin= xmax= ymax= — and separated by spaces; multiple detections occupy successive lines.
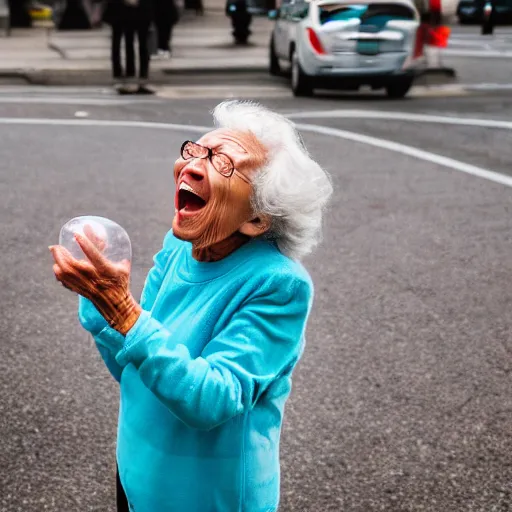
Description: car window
xmin=318 ymin=3 xmax=415 ymax=26
xmin=277 ymin=0 xmax=291 ymax=17
xmin=290 ymin=1 xmax=309 ymax=18
xmin=278 ymin=4 xmax=290 ymax=17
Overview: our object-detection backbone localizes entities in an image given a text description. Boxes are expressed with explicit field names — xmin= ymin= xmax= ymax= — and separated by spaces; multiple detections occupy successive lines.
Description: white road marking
xmin=0 ymin=117 xmax=511 ymax=189
xmin=409 ymin=85 xmax=468 ymax=97
xmin=0 ymin=82 xmax=507 ymax=104
xmin=0 ymin=88 xmax=292 ymax=103
xmin=0 ymin=117 xmax=211 ymax=132
xmin=295 ymin=122 xmax=512 ymax=188
xmin=0 ymin=86 xmax=114 ymax=94
xmin=155 ymin=86 xmax=291 ymax=99
xmin=0 ymin=96 xmax=159 ymax=106
xmin=286 ymin=109 xmax=512 ymax=130
xmin=442 ymin=49 xmax=512 ymax=58
xmin=466 ymin=83 xmax=512 ymax=90
xmin=448 ymin=39 xmax=490 ymax=47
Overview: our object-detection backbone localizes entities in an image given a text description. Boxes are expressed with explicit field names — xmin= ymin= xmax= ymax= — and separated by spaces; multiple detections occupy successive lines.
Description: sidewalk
xmin=0 ymin=5 xmax=273 ymax=85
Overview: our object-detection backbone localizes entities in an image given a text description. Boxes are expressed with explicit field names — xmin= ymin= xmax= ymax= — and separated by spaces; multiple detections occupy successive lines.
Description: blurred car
xmin=457 ymin=0 xmax=512 ymax=23
xmin=456 ymin=0 xmax=479 ymax=22
xmin=269 ymin=0 xmax=425 ymax=98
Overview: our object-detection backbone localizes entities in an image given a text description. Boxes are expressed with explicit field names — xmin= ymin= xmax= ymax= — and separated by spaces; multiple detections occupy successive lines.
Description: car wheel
xmin=269 ymin=37 xmax=281 ymax=76
xmin=291 ymin=49 xmax=313 ymax=97
xmin=385 ymin=78 xmax=413 ymax=99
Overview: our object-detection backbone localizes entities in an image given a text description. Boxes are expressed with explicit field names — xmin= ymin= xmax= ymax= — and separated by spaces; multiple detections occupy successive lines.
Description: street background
xmin=1 ymin=1 xmax=512 ymax=511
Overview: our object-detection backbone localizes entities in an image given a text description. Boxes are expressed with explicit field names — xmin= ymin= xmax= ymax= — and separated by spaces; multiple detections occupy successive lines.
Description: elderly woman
xmin=50 ymin=100 xmax=332 ymax=512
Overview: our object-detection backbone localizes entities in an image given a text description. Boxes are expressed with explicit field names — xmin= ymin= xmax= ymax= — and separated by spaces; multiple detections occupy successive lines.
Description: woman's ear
xmin=239 ymin=214 xmax=271 ymax=238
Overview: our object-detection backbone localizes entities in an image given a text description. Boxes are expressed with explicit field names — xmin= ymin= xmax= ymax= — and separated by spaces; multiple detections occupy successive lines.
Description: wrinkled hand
xmin=50 ymin=226 xmax=141 ymax=335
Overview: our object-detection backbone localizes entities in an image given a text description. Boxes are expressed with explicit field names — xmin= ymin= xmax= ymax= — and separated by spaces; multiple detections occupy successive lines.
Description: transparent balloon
xmin=59 ymin=216 xmax=132 ymax=263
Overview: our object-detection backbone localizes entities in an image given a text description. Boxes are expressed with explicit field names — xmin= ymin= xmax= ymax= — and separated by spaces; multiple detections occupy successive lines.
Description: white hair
xmin=211 ymin=100 xmax=333 ymax=261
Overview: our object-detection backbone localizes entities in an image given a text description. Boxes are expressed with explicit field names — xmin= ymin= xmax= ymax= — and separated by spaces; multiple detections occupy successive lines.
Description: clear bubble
xmin=59 ymin=216 xmax=132 ymax=263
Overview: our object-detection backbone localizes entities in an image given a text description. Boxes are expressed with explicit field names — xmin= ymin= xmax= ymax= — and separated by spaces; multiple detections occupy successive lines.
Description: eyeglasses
xmin=180 ymin=140 xmax=251 ymax=184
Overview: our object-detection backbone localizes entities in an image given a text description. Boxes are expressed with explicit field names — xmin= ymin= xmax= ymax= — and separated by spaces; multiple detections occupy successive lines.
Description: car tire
xmin=385 ymin=78 xmax=413 ymax=99
xmin=291 ymin=49 xmax=313 ymax=97
xmin=269 ymin=37 xmax=281 ymax=76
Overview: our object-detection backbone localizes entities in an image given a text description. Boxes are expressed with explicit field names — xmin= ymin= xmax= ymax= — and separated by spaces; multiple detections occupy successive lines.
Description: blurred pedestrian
xmin=153 ymin=0 xmax=180 ymax=58
xmin=103 ymin=0 xmax=155 ymax=94
xmin=184 ymin=0 xmax=204 ymax=15
xmin=8 ymin=0 xmax=32 ymax=27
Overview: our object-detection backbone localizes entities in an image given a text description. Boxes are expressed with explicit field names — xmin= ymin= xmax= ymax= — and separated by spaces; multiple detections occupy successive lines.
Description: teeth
xmin=179 ymin=182 xmax=197 ymax=195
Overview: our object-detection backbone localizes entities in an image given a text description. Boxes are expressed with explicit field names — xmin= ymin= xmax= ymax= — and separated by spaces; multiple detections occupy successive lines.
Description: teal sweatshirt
xmin=78 ymin=230 xmax=313 ymax=512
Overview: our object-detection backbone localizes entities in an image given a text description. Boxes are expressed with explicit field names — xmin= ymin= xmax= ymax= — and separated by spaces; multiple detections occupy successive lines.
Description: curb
xmin=162 ymin=66 xmax=268 ymax=75
xmin=1 ymin=66 xmax=455 ymax=87
xmin=0 ymin=66 xmax=269 ymax=86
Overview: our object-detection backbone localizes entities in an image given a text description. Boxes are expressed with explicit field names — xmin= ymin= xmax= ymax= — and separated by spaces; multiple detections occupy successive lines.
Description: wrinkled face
xmin=172 ymin=128 xmax=267 ymax=249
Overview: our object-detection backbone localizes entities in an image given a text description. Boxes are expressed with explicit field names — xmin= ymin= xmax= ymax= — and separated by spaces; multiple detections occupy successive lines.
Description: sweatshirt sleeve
xmin=138 ymin=230 xmax=177 ymax=311
xmin=77 ymin=230 xmax=177 ymax=382
xmin=115 ymin=275 xmax=313 ymax=431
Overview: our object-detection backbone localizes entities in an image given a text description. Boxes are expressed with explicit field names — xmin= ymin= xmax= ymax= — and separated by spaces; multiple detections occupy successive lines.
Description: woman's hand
xmin=50 ymin=228 xmax=141 ymax=335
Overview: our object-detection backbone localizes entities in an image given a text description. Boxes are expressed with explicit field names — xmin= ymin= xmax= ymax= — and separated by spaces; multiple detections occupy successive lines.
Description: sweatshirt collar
xmin=177 ymin=237 xmax=275 ymax=283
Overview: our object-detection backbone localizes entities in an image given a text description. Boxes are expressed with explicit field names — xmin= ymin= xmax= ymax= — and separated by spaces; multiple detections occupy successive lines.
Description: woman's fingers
xmin=117 ymin=258 xmax=131 ymax=273
xmin=50 ymin=244 xmax=76 ymax=275
xmin=53 ymin=263 xmax=63 ymax=281
xmin=52 ymin=260 xmax=81 ymax=292
xmin=50 ymin=245 xmax=95 ymax=284
xmin=75 ymin=233 xmax=111 ymax=271
xmin=83 ymin=224 xmax=107 ymax=252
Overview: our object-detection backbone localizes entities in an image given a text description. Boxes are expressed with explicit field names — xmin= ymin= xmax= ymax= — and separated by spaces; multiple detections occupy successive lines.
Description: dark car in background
xmin=457 ymin=0 xmax=480 ymax=22
xmin=457 ymin=0 xmax=512 ymax=24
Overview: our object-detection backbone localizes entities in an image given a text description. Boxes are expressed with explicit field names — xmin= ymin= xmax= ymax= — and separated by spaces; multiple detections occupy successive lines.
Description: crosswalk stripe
xmin=155 ymin=86 xmax=290 ymax=99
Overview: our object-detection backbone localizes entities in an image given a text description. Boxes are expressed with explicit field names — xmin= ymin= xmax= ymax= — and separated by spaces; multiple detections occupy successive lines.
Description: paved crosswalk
xmin=0 ymin=70 xmax=509 ymax=104
xmin=0 ymin=83 xmax=476 ymax=103
xmin=0 ymin=84 xmax=294 ymax=104
xmin=445 ymin=28 xmax=512 ymax=57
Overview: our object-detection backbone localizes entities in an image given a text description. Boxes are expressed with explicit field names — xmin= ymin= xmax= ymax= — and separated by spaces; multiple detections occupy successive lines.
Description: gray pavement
xmin=0 ymin=86 xmax=512 ymax=511
xmin=441 ymin=26 xmax=512 ymax=85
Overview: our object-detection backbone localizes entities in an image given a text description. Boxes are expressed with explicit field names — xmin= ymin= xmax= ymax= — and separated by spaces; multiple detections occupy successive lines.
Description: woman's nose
xmin=181 ymin=162 xmax=206 ymax=183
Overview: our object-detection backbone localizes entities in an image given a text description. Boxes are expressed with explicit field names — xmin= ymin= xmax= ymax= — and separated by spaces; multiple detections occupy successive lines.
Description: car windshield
xmin=318 ymin=3 xmax=415 ymax=27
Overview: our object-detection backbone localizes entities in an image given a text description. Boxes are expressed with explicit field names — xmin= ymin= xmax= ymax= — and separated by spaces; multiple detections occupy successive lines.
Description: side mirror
xmin=268 ymin=9 xmax=278 ymax=19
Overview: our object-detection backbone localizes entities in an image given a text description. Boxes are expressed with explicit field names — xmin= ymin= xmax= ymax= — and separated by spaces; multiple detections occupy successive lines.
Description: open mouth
xmin=177 ymin=183 xmax=207 ymax=214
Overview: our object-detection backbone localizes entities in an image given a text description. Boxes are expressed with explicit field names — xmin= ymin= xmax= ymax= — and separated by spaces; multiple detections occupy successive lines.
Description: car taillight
xmin=306 ymin=28 xmax=326 ymax=55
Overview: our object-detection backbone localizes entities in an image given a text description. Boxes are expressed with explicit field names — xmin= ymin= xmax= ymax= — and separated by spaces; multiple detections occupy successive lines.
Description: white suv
xmin=269 ymin=0 xmax=426 ymax=97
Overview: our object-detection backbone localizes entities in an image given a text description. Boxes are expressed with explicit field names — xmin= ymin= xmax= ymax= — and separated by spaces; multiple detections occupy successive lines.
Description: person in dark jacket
xmin=153 ymin=0 xmax=180 ymax=58
xmin=103 ymin=0 xmax=154 ymax=94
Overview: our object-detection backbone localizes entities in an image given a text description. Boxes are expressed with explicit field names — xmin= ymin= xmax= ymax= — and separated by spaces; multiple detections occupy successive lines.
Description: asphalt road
xmin=443 ymin=26 xmax=512 ymax=85
xmin=1 ymin=81 xmax=512 ymax=512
